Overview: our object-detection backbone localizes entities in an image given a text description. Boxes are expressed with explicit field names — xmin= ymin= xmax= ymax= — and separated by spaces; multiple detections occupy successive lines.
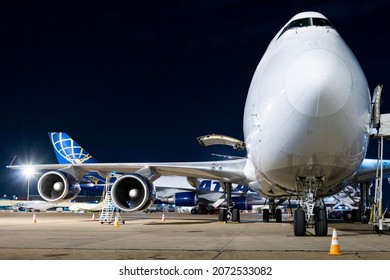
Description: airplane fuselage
xmin=243 ymin=12 xmax=371 ymax=198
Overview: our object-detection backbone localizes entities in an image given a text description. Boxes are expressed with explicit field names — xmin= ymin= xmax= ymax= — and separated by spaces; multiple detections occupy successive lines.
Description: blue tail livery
xmin=49 ymin=132 xmax=98 ymax=164
xmin=49 ymin=132 xmax=104 ymax=193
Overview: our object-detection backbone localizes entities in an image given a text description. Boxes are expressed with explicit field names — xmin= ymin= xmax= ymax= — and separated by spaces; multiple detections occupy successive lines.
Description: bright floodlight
xmin=22 ymin=166 xmax=35 ymax=178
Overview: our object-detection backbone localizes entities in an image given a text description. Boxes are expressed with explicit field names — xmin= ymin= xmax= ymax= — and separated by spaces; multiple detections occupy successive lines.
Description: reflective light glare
xmin=22 ymin=166 xmax=35 ymax=177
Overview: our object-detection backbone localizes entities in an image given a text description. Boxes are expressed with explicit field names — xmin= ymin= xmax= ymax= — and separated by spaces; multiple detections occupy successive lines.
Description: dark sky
xmin=1 ymin=0 xmax=390 ymax=202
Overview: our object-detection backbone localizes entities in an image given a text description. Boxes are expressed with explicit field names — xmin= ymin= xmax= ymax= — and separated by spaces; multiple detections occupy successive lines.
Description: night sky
xmin=1 ymin=1 xmax=390 ymax=203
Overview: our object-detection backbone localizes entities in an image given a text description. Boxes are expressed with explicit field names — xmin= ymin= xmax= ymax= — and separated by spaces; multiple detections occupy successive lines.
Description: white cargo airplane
xmin=8 ymin=11 xmax=389 ymax=236
xmin=68 ymin=202 xmax=103 ymax=212
xmin=3 ymin=200 xmax=74 ymax=212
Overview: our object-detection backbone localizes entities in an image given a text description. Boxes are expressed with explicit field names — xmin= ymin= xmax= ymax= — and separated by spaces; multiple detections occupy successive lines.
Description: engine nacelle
xmin=232 ymin=197 xmax=252 ymax=211
xmin=221 ymin=197 xmax=253 ymax=210
xmin=157 ymin=192 xmax=198 ymax=206
xmin=37 ymin=171 xmax=81 ymax=202
xmin=175 ymin=192 xmax=198 ymax=207
xmin=111 ymin=174 xmax=156 ymax=212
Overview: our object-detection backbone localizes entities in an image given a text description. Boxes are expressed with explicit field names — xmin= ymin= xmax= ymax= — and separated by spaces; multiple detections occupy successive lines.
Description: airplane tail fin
xmin=49 ymin=132 xmax=98 ymax=164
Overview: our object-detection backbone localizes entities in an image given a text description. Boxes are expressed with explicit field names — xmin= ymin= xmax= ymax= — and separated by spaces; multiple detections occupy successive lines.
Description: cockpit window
xmin=278 ymin=17 xmax=334 ymax=39
xmin=289 ymin=18 xmax=311 ymax=28
xmin=312 ymin=17 xmax=333 ymax=27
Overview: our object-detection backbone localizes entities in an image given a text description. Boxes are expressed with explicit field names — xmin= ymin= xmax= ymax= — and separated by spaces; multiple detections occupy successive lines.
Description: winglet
xmin=49 ymin=132 xmax=98 ymax=164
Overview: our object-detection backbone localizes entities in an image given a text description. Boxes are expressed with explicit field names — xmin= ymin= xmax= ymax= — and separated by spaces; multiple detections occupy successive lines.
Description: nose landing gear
xmin=294 ymin=176 xmax=328 ymax=236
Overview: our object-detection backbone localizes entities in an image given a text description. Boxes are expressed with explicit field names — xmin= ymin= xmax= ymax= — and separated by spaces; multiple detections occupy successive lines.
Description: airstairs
xmin=370 ymin=84 xmax=390 ymax=233
xmin=99 ymin=175 xmax=125 ymax=225
xmin=371 ymin=124 xmax=390 ymax=233
xmin=99 ymin=191 xmax=116 ymax=224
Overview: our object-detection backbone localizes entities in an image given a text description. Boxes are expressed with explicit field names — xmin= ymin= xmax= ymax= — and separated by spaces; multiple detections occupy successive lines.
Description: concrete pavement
xmin=0 ymin=212 xmax=389 ymax=260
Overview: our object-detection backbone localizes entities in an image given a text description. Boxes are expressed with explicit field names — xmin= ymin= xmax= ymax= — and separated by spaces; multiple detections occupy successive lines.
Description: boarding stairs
xmin=99 ymin=191 xmax=116 ymax=224
xmin=370 ymin=84 xmax=390 ymax=233
xmin=371 ymin=131 xmax=390 ymax=233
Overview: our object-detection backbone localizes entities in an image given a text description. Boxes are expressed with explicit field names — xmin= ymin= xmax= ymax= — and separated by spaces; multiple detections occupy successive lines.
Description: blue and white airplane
xmin=8 ymin=11 xmax=390 ymax=236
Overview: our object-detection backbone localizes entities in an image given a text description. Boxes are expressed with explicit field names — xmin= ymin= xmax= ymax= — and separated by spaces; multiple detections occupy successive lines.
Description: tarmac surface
xmin=1 ymin=211 xmax=390 ymax=260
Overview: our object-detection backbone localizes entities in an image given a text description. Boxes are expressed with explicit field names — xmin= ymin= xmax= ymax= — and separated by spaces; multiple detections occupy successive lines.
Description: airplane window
xmin=278 ymin=17 xmax=333 ymax=39
xmin=312 ymin=18 xmax=333 ymax=28
xmin=278 ymin=18 xmax=311 ymax=38
xmin=288 ymin=18 xmax=311 ymax=28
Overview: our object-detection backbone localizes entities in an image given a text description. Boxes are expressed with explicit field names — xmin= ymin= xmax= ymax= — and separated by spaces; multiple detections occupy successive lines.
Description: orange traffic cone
xmin=32 ymin=214 xmax=37 ymax=224
xmin=114 ymin=216 xmax=120 ymax=227
xmin=161 ymin=213 xmax=166 ymax=222
xmin=328 ymin=228 xmax=342 ymax=255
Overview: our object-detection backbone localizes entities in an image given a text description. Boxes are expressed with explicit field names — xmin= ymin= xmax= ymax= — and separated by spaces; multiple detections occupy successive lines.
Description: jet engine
xmin=174 ymin=192 xmax=198 ymax=206
xmin=37 ymin=171 xmax=81 ymax=202
xmin=111 ymin=174 xmax=156 ymax=211
xmin=233 ymin=197 xmax=253 ymax=211
xmin=158 ymin=192 xmax=198 ymax=206
xmin=220 ymin=197 xmax=253 ymax=211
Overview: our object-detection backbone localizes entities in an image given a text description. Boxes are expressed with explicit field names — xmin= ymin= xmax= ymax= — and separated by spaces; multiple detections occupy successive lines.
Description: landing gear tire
xmin=294 ymin=209 xmax=306 ymax=236
xmin=218 ymin=208 xmax=227 ymax=222
xmin=226 ymin=209 xmax=232 ymax=221
xmin=275 ymin=209 xmax=282 ymax=223
xmin=232 ymin=208 xmax=240 ymax=223
xmin=315 ymin=209 xmax=328 ymax=236
xmin=263 ymin=209 xmax=270 ymax=222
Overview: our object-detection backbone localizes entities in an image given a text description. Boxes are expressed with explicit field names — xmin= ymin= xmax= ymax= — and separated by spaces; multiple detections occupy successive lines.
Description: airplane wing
xmin=349 ymin=158 xmax=390 ymax=183
xmin=7 ymin=158 xmax=259 ymax=212
xmin=7 ymin=158 xmax=257 ymax=185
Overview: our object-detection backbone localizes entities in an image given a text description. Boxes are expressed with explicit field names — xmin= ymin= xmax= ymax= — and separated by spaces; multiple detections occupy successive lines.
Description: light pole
xmin=23 ymin=166 xmax=35 ymax=201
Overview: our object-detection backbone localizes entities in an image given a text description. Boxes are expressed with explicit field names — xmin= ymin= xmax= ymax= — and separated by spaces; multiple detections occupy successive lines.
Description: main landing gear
xmin=218 ymin=182 xmax=241 ymax=223
xmin=262 ymin=199 xmax=283 ymax=223
xmin=294 ymin=176 xmax=328 ymax=236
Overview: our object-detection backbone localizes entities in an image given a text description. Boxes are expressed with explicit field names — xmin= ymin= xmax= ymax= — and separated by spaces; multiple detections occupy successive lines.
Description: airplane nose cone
xmin=285 ymin=49 xmax=352 ymax=117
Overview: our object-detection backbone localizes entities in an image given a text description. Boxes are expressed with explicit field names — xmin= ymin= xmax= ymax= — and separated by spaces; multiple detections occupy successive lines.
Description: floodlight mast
xmin=23 ymin=166 xmax=35 ymax=202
